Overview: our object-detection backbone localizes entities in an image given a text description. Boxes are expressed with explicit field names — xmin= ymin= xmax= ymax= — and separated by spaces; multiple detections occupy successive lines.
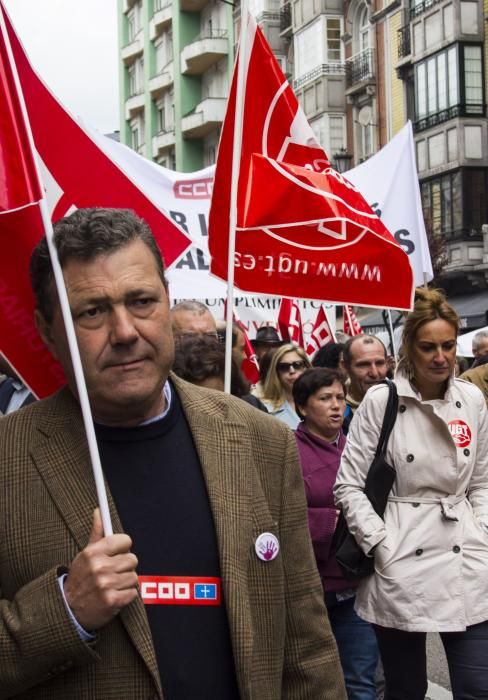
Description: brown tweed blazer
xmin=0 ymin=374 xmax=346 ymax=700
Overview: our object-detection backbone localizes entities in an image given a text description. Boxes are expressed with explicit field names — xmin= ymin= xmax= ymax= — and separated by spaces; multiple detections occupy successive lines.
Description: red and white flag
xmin=0 ymin=5 xmax=192 ymax=398
xmin=278 ymin=298 xmax=304 ymax=347
xmin=0 ymin=4 xmax=52 ymax=397
xmin=208 ymin=13 xmax=413 ymax=310
xmin=229 ymin=307 xmax=260 ymax=384
xmin=343 ymin=305 xmax=363 ymax=336
xmin=306 ymin=306 xmax=336 ymax=357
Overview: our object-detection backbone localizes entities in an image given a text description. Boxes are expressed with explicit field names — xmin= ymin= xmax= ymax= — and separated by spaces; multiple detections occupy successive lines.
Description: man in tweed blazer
xmin=0 ymin=209 xmax=345 ymax=700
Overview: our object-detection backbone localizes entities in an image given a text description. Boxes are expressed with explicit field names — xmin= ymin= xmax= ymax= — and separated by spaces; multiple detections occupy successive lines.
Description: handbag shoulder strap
xmin=0 ymin=377 xmax=16 ymax=414
xmin=374 ymin=379 xmax=399 ymax=459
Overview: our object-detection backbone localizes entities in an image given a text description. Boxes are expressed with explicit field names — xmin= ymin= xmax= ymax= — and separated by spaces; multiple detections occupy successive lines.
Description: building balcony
xmin=294 ymin=63 xmax=346 ymax=91
xmin=152 ymin=129 xmax=176 ymax=157
xmin=125 ymin=91 xmax=145 ymax=120
xmin=280 ymin=2 xmax=292 ymax=36
xmin=121 ymin=0 xmax=138 ymax=12
xmin=121 ymin=30 xmax=144 ymax=63
xmin=179 ymin=0 xmax=209 ymax=11
xmin=180 ymin=29 xmax=228 ymax=75
xmin=397 ymin=25 xmax=411 ymax=59
xmin=413 ymin=103 xmax=485 ymax=133
xmin=345 ymin=48 xmax=375 ymax=92
xmin=149 ymin=2 xmax=172 ymax=39
xmin=181 ymin=97 xmax=227 ymax=138
xmin=148 ymin=62 xmax=174 ymax=97
xmin=410 ymin=0 xmax=443 ymax=20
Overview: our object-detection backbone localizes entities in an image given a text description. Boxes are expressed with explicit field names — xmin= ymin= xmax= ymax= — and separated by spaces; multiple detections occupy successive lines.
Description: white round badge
xmin=255 ymin=532 xmax=280 ymax=562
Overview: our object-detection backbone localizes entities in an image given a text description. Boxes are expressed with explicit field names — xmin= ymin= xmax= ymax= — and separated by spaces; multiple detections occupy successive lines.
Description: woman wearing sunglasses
xmin=261 ymin=343 xmax=311 ymax=428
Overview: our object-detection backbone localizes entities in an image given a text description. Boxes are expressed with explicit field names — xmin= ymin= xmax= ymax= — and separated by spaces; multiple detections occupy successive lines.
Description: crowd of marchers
xmin=1 ymin=207 xmax=488 ymax=700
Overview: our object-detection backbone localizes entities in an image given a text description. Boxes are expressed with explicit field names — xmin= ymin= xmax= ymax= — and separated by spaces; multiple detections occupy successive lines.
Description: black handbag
xmin=332 ymin=379 xmax=399 ymax=580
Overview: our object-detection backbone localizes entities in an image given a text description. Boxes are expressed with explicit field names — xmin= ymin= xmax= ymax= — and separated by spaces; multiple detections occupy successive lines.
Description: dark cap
xmin=251 ymin=326 xmax=283 ymax=348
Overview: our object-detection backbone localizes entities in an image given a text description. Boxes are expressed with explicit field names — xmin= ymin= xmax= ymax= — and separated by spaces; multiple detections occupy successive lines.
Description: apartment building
xmin=396 ymin=0 xmax=488 ymax=293
xmin=286 ymin=0 xmax=488 ymax=294
xmin=118 ymin=0 xmax=234 ymax=171
xmin=119 ymin=0 xmax=488 ymax=295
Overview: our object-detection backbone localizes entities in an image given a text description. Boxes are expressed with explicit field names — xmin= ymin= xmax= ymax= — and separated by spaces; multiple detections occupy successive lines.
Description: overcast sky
xmin=3 ymin=0 xmax=120 ymax=134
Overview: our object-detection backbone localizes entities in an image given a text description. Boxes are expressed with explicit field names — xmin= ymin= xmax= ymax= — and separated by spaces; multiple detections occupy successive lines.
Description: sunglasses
xmin=277 ymin=360 xmax=306 ymax=373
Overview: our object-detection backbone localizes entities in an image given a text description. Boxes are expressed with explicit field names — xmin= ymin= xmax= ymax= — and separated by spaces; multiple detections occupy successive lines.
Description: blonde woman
xmin=261 ymin=343 xmax=311 ymax=428
xmin=335 ymin=288 xmax=488 ymax=699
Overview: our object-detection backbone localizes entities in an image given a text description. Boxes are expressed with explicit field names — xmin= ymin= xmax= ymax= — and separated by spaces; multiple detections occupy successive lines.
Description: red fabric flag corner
xmin=343 ymin=305 xmax=363 ymax=337
xmin=278 ymin=298 xmax=304 ymax=347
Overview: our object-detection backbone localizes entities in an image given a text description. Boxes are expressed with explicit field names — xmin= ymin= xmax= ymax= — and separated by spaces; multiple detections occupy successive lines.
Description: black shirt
xmin=96 ymin=385 xmax=239 ymax=699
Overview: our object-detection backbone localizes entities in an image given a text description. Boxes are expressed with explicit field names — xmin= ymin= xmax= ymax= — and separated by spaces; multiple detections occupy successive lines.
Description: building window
xmin=127 ymin=9 xmax=137 ymax=43
xmin=414 ymin=44 xmax=484 ymax=130
xmin=421 ymin=169 xmax=487 ymax=239
xmin=464 ymin=45 xmax=483 ymax=113
xmin=358 ymin=5 xmax=370 ymax=53
xmin=326 ymin=18 xmax=342 ymax=63
xmin=128 ymin=65 xmax=136 ymax=96
xmin=310 ymin=114 xmax=345 ymax=156
xmin=294 ymin=16 xmax=344 ymax=79
xmin=131 ymin=125 xmax=140 ymax=151
xmin=421 ymin=172 xmax=461 ymax=238
xmin=157 ymin=104 xmax=166 ymax=132
xmin=127 ymin=3 xmax=141 ymax=43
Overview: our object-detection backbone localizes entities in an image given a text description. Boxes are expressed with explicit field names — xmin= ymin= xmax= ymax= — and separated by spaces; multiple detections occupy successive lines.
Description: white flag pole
xmin=0 ymin=5 xmax=113 ymax=535
xmin=224 ymin=0 xmax=249 ymax=394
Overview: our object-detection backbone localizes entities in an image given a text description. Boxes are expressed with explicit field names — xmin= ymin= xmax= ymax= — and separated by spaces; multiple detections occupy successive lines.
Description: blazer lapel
xmin=174 ymin=376 xmax=254 ymax=698
xmin=30 ymin=389 xmax=162 ymax=698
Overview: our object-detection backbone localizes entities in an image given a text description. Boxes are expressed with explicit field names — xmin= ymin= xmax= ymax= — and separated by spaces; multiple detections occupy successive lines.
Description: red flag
xmin=231 ymin=308 xmax=260 ymax=384
xmin=0 ymin=3 xmax=57 ymax=397
xmin=278 ymin=298 xmax=304 ymax=348
xmin=208 ymin=13 xmax=413 ymax=310
xmin=0 ymin=4 xmax=192 ymax=398
xmin=343 ymin=305 xmax=363 ymax=336
xmin=306 ymin=306 xmax=336 ymax=357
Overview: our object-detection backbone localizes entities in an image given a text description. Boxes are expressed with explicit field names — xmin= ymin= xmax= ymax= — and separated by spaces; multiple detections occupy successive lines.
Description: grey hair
xmin=170 ymin=300 xmax=212 ymax=315
xmin=473 ymin=330 xmax=488 ymax=352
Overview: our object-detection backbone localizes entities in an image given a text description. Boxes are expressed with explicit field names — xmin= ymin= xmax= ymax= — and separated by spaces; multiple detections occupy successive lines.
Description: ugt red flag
xmin=278 ymin=298 xmax=304 ymax=347
xmin=306 ymin=306 xmax=336 ymax=357
xmin=0 ymin=4 xmax=192 ymax=398
xmin=343 ymin=305 xmax=363 ymax=336
xmin=208 ymin=13 xmax=413 ymax=310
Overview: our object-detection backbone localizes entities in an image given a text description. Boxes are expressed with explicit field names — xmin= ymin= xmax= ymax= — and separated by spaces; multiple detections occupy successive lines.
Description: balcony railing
xmin=345 ymin=48 xmax=375 ymax=88
xmin=192 ymin=28 xmax=228 ymax=42
xmin=280 ymin=2 xmax=291 ymax=34
xmin=410 ymin=0 xmax=443 ymax=20
xmin=413 ymin=103 xmax=486 ymax=132
xmin=397 ymin=25 xmax=411 ymax=59
xmin=294 ymin=63 xmax=346 ymax=91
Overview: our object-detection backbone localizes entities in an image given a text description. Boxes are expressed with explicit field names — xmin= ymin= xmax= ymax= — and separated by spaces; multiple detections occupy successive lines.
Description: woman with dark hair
xmin=173 ymin=335 xmax=267 ymax=410
xmin=293 ymin=368 xmax=378 ymax=700
xmin=335 ymin=288 xmax=488 ymax=699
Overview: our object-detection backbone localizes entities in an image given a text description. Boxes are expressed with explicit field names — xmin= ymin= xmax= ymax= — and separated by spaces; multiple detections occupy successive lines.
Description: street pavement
xmin=427 ymin=633 xmax=452 ymax=699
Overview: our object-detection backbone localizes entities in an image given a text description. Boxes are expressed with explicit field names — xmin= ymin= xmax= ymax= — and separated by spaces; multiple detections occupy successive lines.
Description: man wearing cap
xmin=251 ymin=326 xmax=283 ymax=362
xmin=0 ymin=209 xmax=345 ymax=700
